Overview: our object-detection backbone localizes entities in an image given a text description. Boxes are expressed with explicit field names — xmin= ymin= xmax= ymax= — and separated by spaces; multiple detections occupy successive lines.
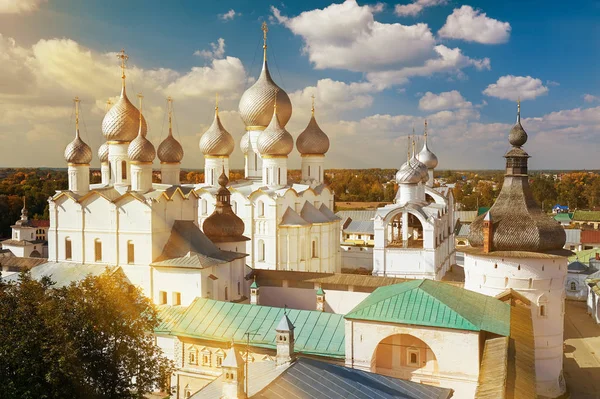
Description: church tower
xmin=199 ymin=95 xmax=234 ymax=186
xmin=127 ymin=94 xmax=156 ymax=192
xmin=238 ymin=22 xmax=292 ymax=182
xmin=221 ymin=344 xmax=246 ymax=399
xmin=275 ymin=313 xmax=295 ymax=367
xmin=158 ymin=97 xmax=184 ymax=185
xmin=464 ymin=101 xmax=567 ymax=397
xmin=297 ymin=96 xmax=330 ymax=186
xmin=257 ymin=98 xmax=293 ymax=188
xmin=64 ymin=97 xmax=91 ymax=195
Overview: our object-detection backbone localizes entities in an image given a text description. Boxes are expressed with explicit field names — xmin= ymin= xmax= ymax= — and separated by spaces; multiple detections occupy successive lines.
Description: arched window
xmin=127 ymin=241 xmax=134 ymax=264
xmin=94 ymin=239 xmax=102 ymax=262
xmin=312 ymin=239 xmax=318 ymax=258
xmin=538 ymin=294 xmax=548 ymax=318
xmin=121 ymin=160 xmax=127 ymax=180
xmin=237 ymin=281 xmax=241 ymax=296
xmin=277 ymin=168 xmax=281 ymax=185
xmin=570 ymin=281 xmax=577 ymax=291
xmin=258 ymin=239 xmax=265 ymax=262
xmin=201 ymin=199 xmax=208 ymax=215
xmin=65 ymin=237 xmax=72 ymax=260
xmin=257 ymin=201 xmax=265 ymax=217
xmin=225 ymin=287 xmax=228 ymax=301
xmin=308 ymin=165 xmax=311 ymax=176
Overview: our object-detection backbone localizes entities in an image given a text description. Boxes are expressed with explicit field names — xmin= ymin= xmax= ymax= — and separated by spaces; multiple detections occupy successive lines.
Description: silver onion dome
xmin=509 ymin=100 xmax=528 ymax=147
xmin=98 ymin=142 xmax=109 ymax=163
xmin=128 ymin=123 xmax=156 ymax=163
xmin=199 ymin=108 xmax=235 ymax=156
xmin=157 ymin=132 xmax=183 ymax=163
xmin=257 ymin=105 xmax=294 ymax=157
xmin=65 ymin=129 xmax=92 ymax=165
xmin=296 ymin=108 xmax=330 ymax=155
xmin=418 ymin=134 xmax=438 ymax=169
xmin=396 ymin=163 xmax=421 ymax=184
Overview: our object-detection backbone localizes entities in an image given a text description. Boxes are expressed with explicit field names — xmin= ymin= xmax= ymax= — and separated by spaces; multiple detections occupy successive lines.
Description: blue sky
xmin=0 ymin=0 xmax=599 ymax=169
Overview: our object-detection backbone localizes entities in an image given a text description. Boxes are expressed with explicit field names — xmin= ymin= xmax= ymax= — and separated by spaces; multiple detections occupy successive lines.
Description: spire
xmin=167 ymin=96 xmax=173 ymax=136
xmin=516 ymin=98 xmax=521 ymax=124
xmin=74 ymin=96 xmax=80 ymax=138
xmin=311 ymin=94 xmax=315 ymax=117
xmin=407 ymin=133 xmax=411 ymax=162
xmin=137 ymin=93 xmax=144 ymax=137
xmin=262 ymin=21 xmax=268 ymax=62
xmin=424 ymin=119 xmax=428 ymax=142
xmin=116 ymin=49 xmax=129 ymax=93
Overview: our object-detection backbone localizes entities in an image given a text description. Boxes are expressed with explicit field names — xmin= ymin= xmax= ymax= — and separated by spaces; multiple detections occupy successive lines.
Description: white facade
xmin=464 ymin=253 xmax=567 ymax=397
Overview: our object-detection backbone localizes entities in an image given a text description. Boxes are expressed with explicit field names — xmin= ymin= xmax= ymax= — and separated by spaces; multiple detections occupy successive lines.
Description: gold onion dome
xmin=98 ymin=142 xmax=109 ymax=163
xmin=238 ymin=22 xmax=292 ymax=129
xmin=128 ymin=97 xmax=156 ymax=163
xmin=509 ymin=99 xmax=527 ymax=147
xmin=199 ymin=102 xmax=235 ymax=156
xmin=240 ymin=131 xmax=250 ymax=154
xmin=102 ymin=50 xmax=147 ymax=142
xmin=65 ymin=98 xmax=92 ymax=165
xmin=202 ymin=170 xmax=248 ymax=243
xmin=296 ymin=100 xmax=330 ymax=155
xmin=157 ymin=99 xmax=184 ymax=163
xmin=257 ymin=103 xmax=294 ymax=157
xmin=417 ymin=122 xmax=438 ymax=169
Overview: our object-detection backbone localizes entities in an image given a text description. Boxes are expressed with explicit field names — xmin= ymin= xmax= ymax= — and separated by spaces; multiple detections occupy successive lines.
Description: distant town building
xmin=0 ymin=198 xmax=48 ymax=258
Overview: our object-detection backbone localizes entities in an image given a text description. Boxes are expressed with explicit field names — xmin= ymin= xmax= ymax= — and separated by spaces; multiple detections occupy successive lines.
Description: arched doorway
xmin=373 ymin=334 xmax=438 ymax=383
xmin=387 ymin=212 xmax=424 ymax=249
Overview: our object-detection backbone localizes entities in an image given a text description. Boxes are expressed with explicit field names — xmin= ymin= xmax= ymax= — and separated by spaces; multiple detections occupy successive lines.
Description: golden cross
xmin=424 ymin=119 xmax=428 ymax=137
xmin=117 ymin=48 xmax=128 ymax=79
xmin=262 ymin=22 xmax=268 ymax=61
xmin=311 ymin=94 xmax=315 ymax=116
xmin=167 ymin=96 xmax=173 ymax=131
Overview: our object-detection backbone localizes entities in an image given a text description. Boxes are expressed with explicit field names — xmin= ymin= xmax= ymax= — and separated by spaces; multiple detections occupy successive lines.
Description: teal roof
xmin=316 ymin=287 xmax=325 ymax=296
xmin=250 ymin=280 xmax=259 ymax=289
xmin=168 ymin=298 xmax=345 ymax=358
xmin=569 ymin=247 xmax=600 ymax=263
xmin=345 ymin=280 xmax=510 ymax=336
xmin=554 ymin=213 xmax=573 ymax=223
xmin=155 ymin=305 xmax=188 ymax=334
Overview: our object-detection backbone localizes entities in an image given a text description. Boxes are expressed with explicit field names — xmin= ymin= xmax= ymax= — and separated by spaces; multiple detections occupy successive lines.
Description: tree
xmin=530 ymin=175 xmax=558 ymax=211
xmin=0 ymin=270 xmax=173 ymax=399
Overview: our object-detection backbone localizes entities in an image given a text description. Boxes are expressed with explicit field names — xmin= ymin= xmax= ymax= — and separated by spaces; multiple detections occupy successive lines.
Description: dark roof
xmin=469 ymin=176 xmax=565 ymax=252
xmin=335 ymin=210 xmax=377 ymax=221
xmin=343 ymin=220 xmax=374 ymax=234
xmin=30 ymin=220 xmax=50 ymax=227
xmin=0 ymin=256 xmax=47 ymax=271
xmin=346 ymin=280 xmax=510 ymax=336
xmin=253 ymin=357 xmax=453 ymax=399
xmin=152 ymin=220 xmax=245 ymax=268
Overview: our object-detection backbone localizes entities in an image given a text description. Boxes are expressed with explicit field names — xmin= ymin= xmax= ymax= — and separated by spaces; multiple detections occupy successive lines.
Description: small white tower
xmin=417 ymin=120 xmax=438 ymax=188
xmin=316 ymin=287 xmax=325 ymax=312
xmin=297 ymin=95 xmax=330 ymax=186
xmin=199 ymin=94 xmax=234 ymax=186
xmin=64 ymin=97 xmax=91 ymax=195
xmin=275 ymin=312 xmax=295 ymax=367
xmin=250 ymin=276 xmax=259 ymax=305
xmin=127 ymin=94 xmax=155 ymax=192
xmin=157 ymin=97 xmax=184 ymax=185
xmin=221 ymin=343 xmax=246 ymax=399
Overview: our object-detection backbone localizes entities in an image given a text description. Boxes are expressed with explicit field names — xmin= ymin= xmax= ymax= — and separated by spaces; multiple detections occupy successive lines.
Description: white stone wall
xmin=340 ymin=246 xmax=373 ymax=271
xmin=464 ymin=254 xmax=567 ymax=398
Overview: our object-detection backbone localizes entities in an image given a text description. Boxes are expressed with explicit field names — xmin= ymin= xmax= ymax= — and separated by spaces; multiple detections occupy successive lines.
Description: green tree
xmin=0 ymin=270 xmax=173 ymax=399
xmin=530 ymin=175 xmax=558 ymax=212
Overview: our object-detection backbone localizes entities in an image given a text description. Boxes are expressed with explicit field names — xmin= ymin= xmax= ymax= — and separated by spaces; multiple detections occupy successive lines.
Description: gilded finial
xmin=137 ymin=93 xmax=144 ymax=122
xmin=215 ymin=92 xmax=219 ymax=114
xmin=74 ymin=96 xmax=80 ymax=134
xmin=117 ymin=49 xmax=129 ymax=85
xmin=407 ymin=134 xmax=411 ymax=162
xmin=517 ymin=97 xmax=521 ymax=123
xmin=412 ymin=138 xmax=416 ymax=157
xmin=273 ymin=89 xmax=278 ymax=113
xmin=261 ymin=22 xmax=268 ymax=62
xmin=167 ymin=96 xmax=173 ymax=134
xmin=311 ymin=94 xmax=315 ymax=116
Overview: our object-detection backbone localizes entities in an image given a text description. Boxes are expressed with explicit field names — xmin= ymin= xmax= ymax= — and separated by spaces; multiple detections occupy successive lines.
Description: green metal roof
xmin=168 ymin=298 xmax=345 ymax=358
xmin=478 ymin=207 xmax=491 ymax=216
xmin=316 ymin=287 xmax=325 ymax=296
xmin=345 ymin=280 xmax=510 ymax=336
xmin=573 ymin=210 xmax=600 ymax=222
xmin=553 ymin=213 xmax=573 ymax=222
xmin=568 ymin=247 xmax=600 ymax=263
xmin=155 ymin=304 xmax=188 ymax=334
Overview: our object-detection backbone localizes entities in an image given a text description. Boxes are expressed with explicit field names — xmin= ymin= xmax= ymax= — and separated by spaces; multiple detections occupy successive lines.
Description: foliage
xmin=0 ymin=270 xmax=174 ymax=399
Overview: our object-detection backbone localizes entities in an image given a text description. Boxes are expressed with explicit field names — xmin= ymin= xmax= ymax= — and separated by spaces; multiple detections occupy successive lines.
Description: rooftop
xmin=573 ymin=210 xmax=600 ymax=222
xmin=1 ymin=262 xmax=116 ymax=287
xmin=346 ymin=279 xmax=510 ymax=336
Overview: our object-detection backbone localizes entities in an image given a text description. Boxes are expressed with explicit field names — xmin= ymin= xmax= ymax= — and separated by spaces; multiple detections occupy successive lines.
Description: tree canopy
xmin=0 ymin=270 xmax=173 ymax=399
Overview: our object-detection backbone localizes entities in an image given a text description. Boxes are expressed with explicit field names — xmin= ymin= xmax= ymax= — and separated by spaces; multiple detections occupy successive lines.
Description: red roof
xmin=30 ymin=220 xmax=50 ymax=228
xmin=581 ymin=230 xmax=600 ymax=244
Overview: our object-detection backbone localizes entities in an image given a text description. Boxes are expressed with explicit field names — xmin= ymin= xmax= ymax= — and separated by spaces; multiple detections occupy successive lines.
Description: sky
xmin=0 ymin=0 xmax=599 ymax=170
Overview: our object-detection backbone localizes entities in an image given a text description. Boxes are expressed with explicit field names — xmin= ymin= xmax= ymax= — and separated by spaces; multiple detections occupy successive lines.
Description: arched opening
xmin=311 ymin=239 xmax=318 ymax=258
xmin=257 ymin=201 xmax=265 ymax=217
xmin=127 ymin=241 xmax=134 ymax=264
xmin=373 ymin=334 xmax=439 ymax=382
xmin=65 ymin=237 xmax=72 ymax=260
xmin=457 ymin=240 xmax=466 ymax=246
xmin=425 ymin=193 xmax=435 ymax=204
xmin=387 ymin=212 xmax=424 ymax=249
xmin=258 ymin=239 xmax=265 ymax=262
xmin=121 ymin=160 xmax=127 ymax=180
xmin=570 ymin=281 xmax=577 ymax=291
xmin=94 ymin=239 xmax=102 ymax=262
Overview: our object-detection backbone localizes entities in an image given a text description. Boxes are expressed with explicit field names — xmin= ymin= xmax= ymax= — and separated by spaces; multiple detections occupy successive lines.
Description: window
xmin=254 ymin=153 xmax=258 ymax=171
xmin=225 ymin=287 xmax=228 ymax=301
xmin=201 ymin=199 xmax=208 ymax=215
xmin=312 ymin=240 xmax=318 ymax=258
xmin=257 ymin=201 xmax=264 ymax=217
xmin=308 ymin=165 xmax=311 ymax=176
xmin=159 ymin=291 xmax=167 ymax=305
xmin=539 ymin=304 xmax=547 ymax=317
xmin=407 ymin=349 xmax=420 ymax=367
xmin=216 ymin=355 xmax=223 ymax=367
xmin=94 ymin=239 xmax=102 ymax=262
xmin=277 ymin=168 xmax=281 ymax=185
xmin=538 ymin=294 xmax=548 ymax=318
xmin=172 ymin=292 xmax=181 ymax=306
xmin=65 ymin=237 xmax=72 ymax=260
xmin=188 ymin=350 xmax=197 ymax=365
xmin=258 ymin=239 xmax=265 ymax=262
xmin=121 ymin=160 xmax=127 ymax=180
xmin=202 ymin=350 xmax=211 ymax=366
xmin=237 ymin=282 xmax=241 ymax=296
xmin=127 ymin=241 xmax=134 ymax=264
xmin=570 ymin=281 xmax=577 ymax=291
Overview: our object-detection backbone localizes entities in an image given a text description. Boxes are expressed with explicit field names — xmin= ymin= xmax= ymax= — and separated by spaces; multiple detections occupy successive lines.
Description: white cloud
xmin=194 ymin=38 xmax=226 ymax=59
xmin=419 ymin=90 xmax=472 ymax=111
xmin=219 ymin=9 xmax=239 ymax=21
xmin=438 ymin=5 xmax=511 ymax=44
xmin=0 ymin=0 xmax=46 ymax=14
xmin=483 ymin=75 xmax=549 ymax=101
xmin=546 ymin=80 xmax=560 ymax=87
xmin=394 ymin=0 xmax=447 ymax=17
xmin=583 ymin=94 xmax=599 ymax=103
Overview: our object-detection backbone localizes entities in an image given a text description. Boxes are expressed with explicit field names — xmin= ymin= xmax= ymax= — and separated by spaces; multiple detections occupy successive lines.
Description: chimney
xmin=250 ymin=276 xmax=259 ymax=305
xmin=221 ymin=343 xmax=246 ymax=399
xmin=316 ymin=287 xmax=325 ymax=312
xmin=483 ymin=212 xmax=493 ymax=253
xmin=275 ymin=313 xmax=295 ymax=367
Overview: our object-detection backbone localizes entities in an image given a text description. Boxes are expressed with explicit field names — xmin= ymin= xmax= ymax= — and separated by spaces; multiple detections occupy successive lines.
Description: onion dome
xmin=128 ymin=97 xmax=155 ymax=163
xmin=98 ymin=142 xmax=109 ymax=163
xmin=238 ymin=23 xmax=292 ymax=129
xmin=395 ymin=163 xmax=421 ymax=184
xmin=102 ymin=50 xmax=147 ymax=142
xmin=199 ymin=102 xmax=235 ymax=156
xmin=296 ymin=101 xmax=330 ymax=155
xmin=417 ymin=121 xmax=438 ymax=169
xmin=157 ymin=99 xmax=184 ymax=163
xmin=509 ymin=100 xmax=527 ymax=147
xmin=65 ymin=99 xmax=92 ymax=165
xmin=202 ymin=170 xmax=248 ymax=243
xmin=468 ymin=102 xmax=565 ymax=253
xmin=240 ymin=131 xmax=250 ymax=154
xmin=257 ymin=102 xmax=294 ymax=157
